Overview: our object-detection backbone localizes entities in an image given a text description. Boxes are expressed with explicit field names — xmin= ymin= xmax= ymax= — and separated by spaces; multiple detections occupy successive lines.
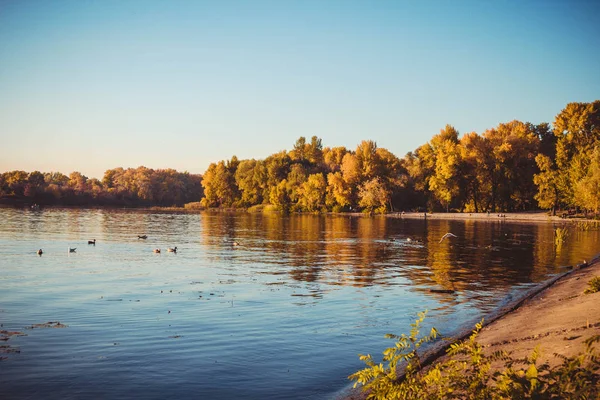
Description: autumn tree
xmin=358 ymin=177 xmax=390 ymax=213
xmin=298 ymin=173 xmax=327 ymax=211
xmin=235 ymin=159 xmax=267 ymax=206
xmin=552 ymin=101 xmax=600 ymax=208
xmin=322 ymin=146 xmax=348 ymax=173
xmin=428 ymin=125 xmax=461 ymax=211
xmin=533 ymin=154 xmax=561 ymax=214
xmin=573 ymin=146 xmax=600 ymax=213
xmin=325 ymin=171 xmax=351 ymax=211
xmin=201 ymin=160 xmax=238 ymax=207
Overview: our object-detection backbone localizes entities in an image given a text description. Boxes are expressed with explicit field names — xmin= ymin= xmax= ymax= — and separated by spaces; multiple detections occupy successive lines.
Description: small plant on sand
xmin=348 ymin=311 xmax=441 ymax=399
xmin=584 ymin=276 xmax=600 ymax=294
xmin=554 ymin=227 xmax=569 ymax=247
xmin=350 ymin=313 xmax=600 ymax=399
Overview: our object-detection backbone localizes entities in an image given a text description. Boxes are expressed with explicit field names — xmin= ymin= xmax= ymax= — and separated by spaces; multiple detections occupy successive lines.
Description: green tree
xmin=4 ymin=170 xmax=29 ymax=196
xmin=235 ymin=159 xmax=266 ymax=206
xmin=286 ymin=163 xmax=308 ymax=207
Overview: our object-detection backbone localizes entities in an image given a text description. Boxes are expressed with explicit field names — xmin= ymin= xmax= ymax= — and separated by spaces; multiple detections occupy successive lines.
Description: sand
xmin=475 ymin=257 xmax=600 ymax=368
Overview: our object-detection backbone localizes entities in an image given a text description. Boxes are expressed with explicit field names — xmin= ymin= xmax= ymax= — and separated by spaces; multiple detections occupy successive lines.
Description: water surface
xmin=1 ymin=208 xmax=599 ymax=399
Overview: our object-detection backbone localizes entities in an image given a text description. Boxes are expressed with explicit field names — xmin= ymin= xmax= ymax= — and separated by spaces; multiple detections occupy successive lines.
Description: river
xmin=1 ymin=208 xmax=599 ymax=399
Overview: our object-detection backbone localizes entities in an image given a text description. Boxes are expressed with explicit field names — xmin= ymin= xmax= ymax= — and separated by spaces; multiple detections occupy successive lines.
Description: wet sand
xmin=339 ymin=254 xmax=600 ymax=399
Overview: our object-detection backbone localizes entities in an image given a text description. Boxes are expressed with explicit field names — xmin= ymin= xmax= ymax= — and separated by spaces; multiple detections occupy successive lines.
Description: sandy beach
xmin=340 ymin=250 xmax=600 ymax=399
xmin=475 ymin=255 xmax=600 ymax=367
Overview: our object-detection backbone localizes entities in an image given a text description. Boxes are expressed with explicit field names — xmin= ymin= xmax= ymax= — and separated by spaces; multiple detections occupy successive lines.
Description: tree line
xmin=2 ymin=100 xmax=597 ymax=213
xmin=0 ymin=166 xmax=203 ymax=207
xmin=201 ymin=100 xmax=600 ymax=214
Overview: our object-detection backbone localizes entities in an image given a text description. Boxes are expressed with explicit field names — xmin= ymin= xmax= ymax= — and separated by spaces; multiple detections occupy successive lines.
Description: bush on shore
xmin=350 ymin=311 xmax=600 ymax=399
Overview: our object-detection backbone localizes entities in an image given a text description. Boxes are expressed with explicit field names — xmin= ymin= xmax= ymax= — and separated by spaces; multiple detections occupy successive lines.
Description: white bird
xmin=439 ymin=233 xmax=458 ymax=243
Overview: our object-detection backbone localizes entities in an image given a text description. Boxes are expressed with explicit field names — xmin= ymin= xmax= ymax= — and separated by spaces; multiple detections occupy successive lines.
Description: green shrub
xmin=350 ymin=312 xmax=600 ymax=399
xmin=584 ymin=276 xmax=600 ymax=294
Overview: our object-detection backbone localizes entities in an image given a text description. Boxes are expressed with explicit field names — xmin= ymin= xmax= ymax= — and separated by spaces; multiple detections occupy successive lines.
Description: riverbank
xmin=339 ymin=254 xmax=600 ymax=399
xmin=387 ymin=210 xmax=561 ymax=222
xmin=4 ymin=201 xmax=597 ymax=224
xmin=474 ymin=254 xmax=600 ymax=368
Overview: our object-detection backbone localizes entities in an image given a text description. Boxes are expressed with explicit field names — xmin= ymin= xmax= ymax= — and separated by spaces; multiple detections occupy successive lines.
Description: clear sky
xmin=1 ymin=0 xmax=599 ymax=179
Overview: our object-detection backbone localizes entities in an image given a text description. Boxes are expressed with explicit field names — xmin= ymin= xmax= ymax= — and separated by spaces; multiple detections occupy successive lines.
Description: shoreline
xmin=3 ymin=203 xmax=594 ymax=224
xmin=336 ymin=254 xmax=600 ymax=399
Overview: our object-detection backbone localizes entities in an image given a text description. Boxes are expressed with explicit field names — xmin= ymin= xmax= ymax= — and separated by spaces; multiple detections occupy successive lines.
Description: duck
xmin=37 ymin=249 xmax=43 ymax=256
xmin=167 ymin=247 xmax=177 ymax=253
xmin=88 ymin=239 xmax=96 ymax=245
xmin=138 ymin=235 xmax=148 ymax=240
xmin=232 ymin=241 xmax=240 ymax=247
xmin=69 ymin=247 xmax=76 ymax=253
xmin=153 ymin=248 xmax=161 ymax=253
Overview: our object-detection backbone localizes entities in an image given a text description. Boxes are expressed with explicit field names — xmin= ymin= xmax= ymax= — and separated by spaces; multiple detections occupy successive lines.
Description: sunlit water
xmin=1 ymin=208 xmax=599 ymax=399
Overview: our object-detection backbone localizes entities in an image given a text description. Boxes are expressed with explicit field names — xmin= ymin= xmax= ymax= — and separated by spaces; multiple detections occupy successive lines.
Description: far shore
xmin=384 ymin=210 xmax=563 ymax=222
xmin=4 ymin=201 xmax=599 ymax=224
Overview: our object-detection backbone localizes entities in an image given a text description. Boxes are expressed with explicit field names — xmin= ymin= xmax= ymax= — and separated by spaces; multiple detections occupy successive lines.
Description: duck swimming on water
xmin=167 ymin=247 xmax=177 ymax=253
xmin=153 ymin=248 xmax=161 ymax=253
xmin=37 ymin=249 xmax=43 ymax=256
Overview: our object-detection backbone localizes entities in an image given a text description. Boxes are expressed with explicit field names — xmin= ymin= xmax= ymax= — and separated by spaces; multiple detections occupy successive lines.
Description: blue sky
xmin=1 ymin=0 xmax=599 ymax=179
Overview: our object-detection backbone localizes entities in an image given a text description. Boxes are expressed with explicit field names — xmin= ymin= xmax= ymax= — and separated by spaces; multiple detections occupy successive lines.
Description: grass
xmin=247 ymin=204 xmax=280 ymax=213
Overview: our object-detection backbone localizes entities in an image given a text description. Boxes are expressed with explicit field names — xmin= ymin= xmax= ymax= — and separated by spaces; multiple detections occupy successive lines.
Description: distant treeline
xmin=2 ymin=100 xmax=598 ymax=213
xmin=200 ymin=100 xmax=600 ymax=214
xmin=0 ymin=167 xmax=203 ymax=207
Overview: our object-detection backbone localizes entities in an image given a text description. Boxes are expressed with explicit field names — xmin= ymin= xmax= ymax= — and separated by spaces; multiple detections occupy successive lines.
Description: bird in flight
xmin=439 ymin=233 xmax=458 ymax=243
